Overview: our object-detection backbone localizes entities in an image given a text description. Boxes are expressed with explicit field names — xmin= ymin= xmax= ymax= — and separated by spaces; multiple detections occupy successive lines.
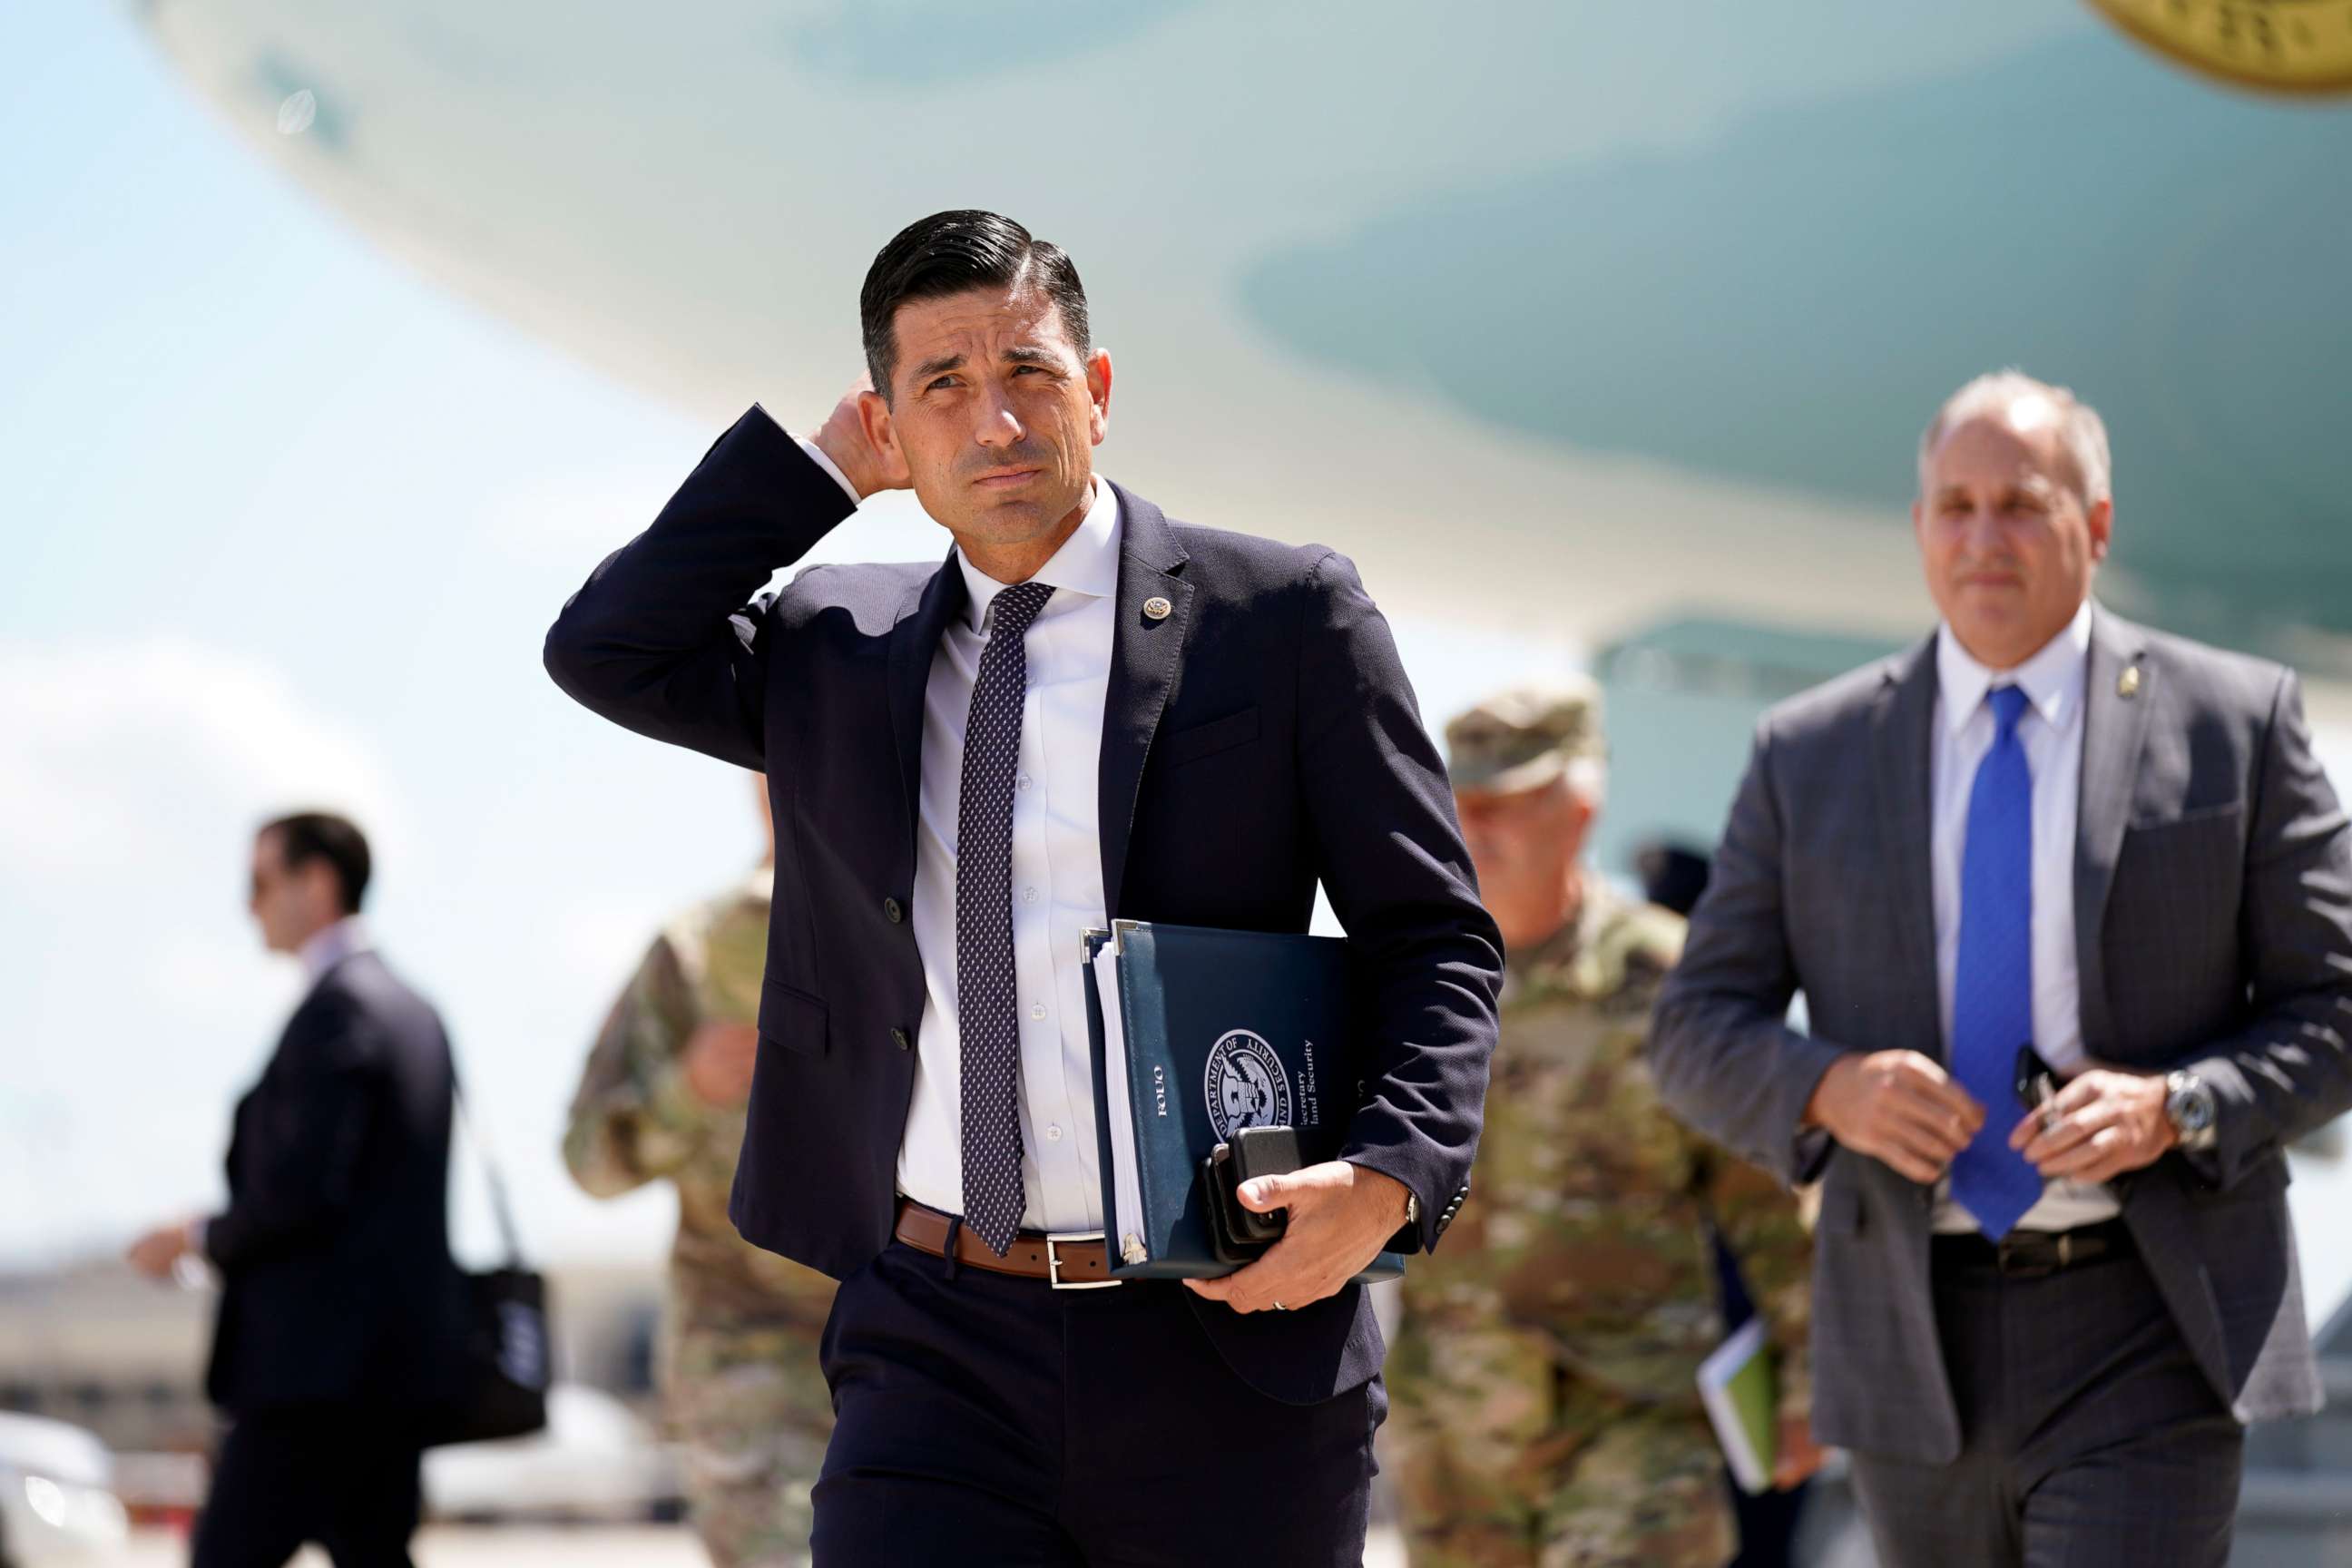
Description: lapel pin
xmin=1142 ymin=596 xmax=1172 ymax=622
xmin=2118 ymin=665 xmax=2141 ymax=699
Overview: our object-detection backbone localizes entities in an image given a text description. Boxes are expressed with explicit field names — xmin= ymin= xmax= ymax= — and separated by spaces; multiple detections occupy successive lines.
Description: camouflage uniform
xmin=1388 ymin=687 xmax=1813 ymax=1568
xmin=564 ymin=868 xmax=837 ymax=1568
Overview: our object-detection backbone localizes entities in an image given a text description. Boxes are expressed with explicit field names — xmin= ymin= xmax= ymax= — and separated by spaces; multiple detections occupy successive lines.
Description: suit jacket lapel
xmin=886 ymin=551 xmax=968 ymax=853
xmin=2073 ymin=603 xmax=2151 ymax=1056
xmin=1871 ymin=634 xmax=1944 ymax=1057
xmin=1098 ymin=484 xmax=1192 ymax=917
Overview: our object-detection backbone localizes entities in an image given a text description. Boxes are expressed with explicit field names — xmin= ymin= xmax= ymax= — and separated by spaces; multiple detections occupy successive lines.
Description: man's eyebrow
xmin=910 ymin=352 xmax=965 ymax=383
xmin=1003 ymin=345 xmax=1060 ymax=367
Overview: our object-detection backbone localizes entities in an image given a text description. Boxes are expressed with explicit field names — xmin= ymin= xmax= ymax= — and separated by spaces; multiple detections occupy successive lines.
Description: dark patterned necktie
xmin=956 ymin=579 xmax=1055 ymax=1255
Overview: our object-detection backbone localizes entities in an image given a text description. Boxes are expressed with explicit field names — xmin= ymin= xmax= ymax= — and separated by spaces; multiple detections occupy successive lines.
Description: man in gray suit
xmin=1651 ymin=370 xmax=2352 ymax=1567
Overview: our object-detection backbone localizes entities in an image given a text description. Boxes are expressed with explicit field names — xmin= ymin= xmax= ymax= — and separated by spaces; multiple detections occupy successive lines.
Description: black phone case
xmin=1201 ymin=1126 xmax=1304 ymax=1264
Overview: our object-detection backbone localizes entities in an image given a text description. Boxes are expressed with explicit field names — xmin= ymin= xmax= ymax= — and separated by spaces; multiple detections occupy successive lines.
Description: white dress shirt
xmin=1926 ymin=600 xmax=2120 ymax=1234
xmin=793 ymin=436 xmax=1121 ymax=1229
xmin=298 ymin=914 xmax=372 ymax=987
xmin=852 ymin=484 xmax=1122 ymax=1239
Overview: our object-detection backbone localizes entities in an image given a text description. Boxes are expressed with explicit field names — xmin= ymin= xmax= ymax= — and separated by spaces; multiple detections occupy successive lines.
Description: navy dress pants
xmin=812 ymin=1240 xmax=1383 ymax=1566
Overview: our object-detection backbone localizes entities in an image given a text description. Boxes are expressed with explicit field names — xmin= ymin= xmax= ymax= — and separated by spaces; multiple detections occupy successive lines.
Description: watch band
xmin=2166 ymin=1071 xmax=2219 ymax=1153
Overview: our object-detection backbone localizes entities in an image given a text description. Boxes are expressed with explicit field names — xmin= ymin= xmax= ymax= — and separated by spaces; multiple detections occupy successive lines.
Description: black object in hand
xmin=2014 ymin=1044 xmax=2058 ymax=1114
xmin=1202 ymin=1126 xmax=1304 ymax=1265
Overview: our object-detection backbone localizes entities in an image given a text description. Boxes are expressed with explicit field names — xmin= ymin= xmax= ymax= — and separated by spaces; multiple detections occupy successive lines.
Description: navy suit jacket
xmin=545 ymin=407 xmax=1502 ymax=1402
xmin=204 ymin=951 xmax=470 ymax=1414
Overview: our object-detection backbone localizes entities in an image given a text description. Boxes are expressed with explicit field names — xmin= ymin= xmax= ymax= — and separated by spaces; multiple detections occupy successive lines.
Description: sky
xmin=0 ymin=0 xmax=1568 ymax=1272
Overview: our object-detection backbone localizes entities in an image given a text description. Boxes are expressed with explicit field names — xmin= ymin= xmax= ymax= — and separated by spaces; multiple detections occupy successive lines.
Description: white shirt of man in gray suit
xmin=1651 ymin=371 xmax=2352 ymax=1568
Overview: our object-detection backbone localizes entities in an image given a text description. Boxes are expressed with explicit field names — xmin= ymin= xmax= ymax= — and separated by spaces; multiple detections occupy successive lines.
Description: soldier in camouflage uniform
xmin=564 ymin=776 xmax=837 ymax=1567
xmin=1387 ymin=682 xmax=1818 ymax=1568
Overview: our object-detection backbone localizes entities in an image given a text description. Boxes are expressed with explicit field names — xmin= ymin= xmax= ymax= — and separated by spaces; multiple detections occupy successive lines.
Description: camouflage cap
xmin=1445 ymin=678 xmax=1605 ymax=794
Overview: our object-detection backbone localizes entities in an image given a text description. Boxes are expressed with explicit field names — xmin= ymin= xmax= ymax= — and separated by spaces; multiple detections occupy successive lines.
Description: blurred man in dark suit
xmin=130 ymin=812 xmax=468 ymax=1568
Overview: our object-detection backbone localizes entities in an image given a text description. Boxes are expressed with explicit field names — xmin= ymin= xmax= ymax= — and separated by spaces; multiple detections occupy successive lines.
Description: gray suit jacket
xmin=1651 ymin=604 xmax=2352 ymax=1463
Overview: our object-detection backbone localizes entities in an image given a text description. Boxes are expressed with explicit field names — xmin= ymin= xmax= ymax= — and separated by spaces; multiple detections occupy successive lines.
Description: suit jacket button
xmin=883 ymin=897 xmax=904 ymax=924
xmin=891 ymin=1027 xmax=912 ymax=1051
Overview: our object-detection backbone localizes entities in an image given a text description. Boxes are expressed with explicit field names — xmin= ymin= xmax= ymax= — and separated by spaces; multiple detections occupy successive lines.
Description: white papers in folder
xmin=1091 ymin=944 xmax=1149 ymax=1265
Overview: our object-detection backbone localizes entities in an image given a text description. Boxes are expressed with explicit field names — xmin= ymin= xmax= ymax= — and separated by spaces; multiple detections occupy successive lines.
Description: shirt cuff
xmin=795 ymin=436 xmax=861 ymax=505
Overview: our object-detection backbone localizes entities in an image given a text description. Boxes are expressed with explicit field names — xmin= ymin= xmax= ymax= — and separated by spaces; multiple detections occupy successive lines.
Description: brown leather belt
xmin=892 ymin=1199 xmax=1122 ymax=1289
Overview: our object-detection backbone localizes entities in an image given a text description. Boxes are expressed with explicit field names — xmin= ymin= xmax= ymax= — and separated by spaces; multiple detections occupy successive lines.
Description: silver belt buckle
xmin=1044 ymin=1230 xmax=1121 ymax=1290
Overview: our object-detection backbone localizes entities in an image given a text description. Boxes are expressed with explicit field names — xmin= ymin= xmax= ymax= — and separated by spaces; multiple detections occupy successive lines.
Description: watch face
xmin=2087 ymin=0 xmax=2352 ymax=94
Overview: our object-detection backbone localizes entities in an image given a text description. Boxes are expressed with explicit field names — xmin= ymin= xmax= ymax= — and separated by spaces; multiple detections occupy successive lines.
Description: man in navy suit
xmin=544 ymin=209 xmax=1503 ymax=1564
xmin=129 ymin=812 xmax=468 ymax=1568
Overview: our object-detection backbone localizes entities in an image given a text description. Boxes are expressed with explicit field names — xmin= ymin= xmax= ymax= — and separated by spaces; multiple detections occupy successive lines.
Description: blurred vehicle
xmin=423 ymin=1384 xmax=681 ymax=1524
xmin=0 ymin=1412 xmax=129 ymax=1566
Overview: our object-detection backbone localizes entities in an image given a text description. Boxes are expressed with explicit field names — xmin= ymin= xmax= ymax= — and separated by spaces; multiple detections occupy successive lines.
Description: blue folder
xmin=1081 ymin=920 xmax=1406 ymax=1282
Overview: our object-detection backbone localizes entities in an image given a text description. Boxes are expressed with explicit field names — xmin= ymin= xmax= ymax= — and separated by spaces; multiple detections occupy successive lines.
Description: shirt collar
xmin=298 ymin=914 xmax=372 ymax=984
xmin=1936 ymin=598 xmax=2093 ymax=737
xmin=954 ymin=477 xmax=1122 ymax=635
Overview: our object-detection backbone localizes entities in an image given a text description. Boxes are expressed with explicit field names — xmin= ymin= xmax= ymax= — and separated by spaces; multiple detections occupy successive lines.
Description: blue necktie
xmin=956 ymin=581 xmax=1054 ymax=1256
xmin=1948 ymin=683 xmax=2044 ymax=1240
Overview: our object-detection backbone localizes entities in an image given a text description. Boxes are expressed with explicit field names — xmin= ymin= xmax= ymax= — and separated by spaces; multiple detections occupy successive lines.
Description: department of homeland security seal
xmin=1203 ymin=1030 xmax=1294 ymax=1141
xmin=2087 ymin=0 xmax=2352 ymax=93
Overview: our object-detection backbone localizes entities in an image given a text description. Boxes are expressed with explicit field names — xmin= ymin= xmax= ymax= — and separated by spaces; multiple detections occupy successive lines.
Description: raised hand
xmin=810 ymin=374 xmax=911 ymax=501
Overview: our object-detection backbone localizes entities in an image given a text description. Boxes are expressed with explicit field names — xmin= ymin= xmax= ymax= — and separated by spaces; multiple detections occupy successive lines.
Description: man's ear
xmin=296 ymin=858 xmax=343 ymax=919
xmin=2086 ymin=496 xmax=2114 ymax=564
xmin=1556 ymin=780 xmax=1597 ymax=865
xmin=858 ymin=386 xmax=900 ymax=471
xmin=1086 ymin=348 xmax=1112 ymax=446
xmin=1564 ymin=794 xmax=1595 ymax=851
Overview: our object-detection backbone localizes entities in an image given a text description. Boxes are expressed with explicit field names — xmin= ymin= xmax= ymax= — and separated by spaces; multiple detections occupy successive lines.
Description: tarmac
xmin=120 ymin=1524 xmax=1411 ymax=1564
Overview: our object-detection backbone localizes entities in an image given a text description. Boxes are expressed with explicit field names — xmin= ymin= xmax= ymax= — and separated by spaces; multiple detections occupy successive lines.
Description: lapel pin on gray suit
xmin=1651 ymin=369 xmax=2352 ymax=1568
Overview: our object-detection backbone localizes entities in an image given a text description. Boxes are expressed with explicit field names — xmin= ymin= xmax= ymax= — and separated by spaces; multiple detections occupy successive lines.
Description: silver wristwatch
xmin=2165 ymin=1071 xmax=2219 ymax=1153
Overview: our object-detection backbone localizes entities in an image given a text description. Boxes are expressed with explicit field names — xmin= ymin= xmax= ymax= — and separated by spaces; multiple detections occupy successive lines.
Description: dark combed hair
xmin=262 ymin=810 xmax=372 ymax=914
xmin=859 ymin=210 xmax=1090 ymax=401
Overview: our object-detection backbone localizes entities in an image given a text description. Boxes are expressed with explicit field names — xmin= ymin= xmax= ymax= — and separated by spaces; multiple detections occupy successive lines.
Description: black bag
xmin=424 ymin=1087 xmax=552 ymax=1447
